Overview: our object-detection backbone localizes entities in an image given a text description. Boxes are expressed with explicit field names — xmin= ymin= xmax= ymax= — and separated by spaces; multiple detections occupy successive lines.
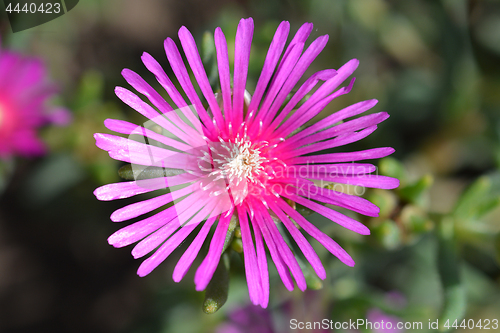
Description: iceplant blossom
xmin=94 ymin=18 xmax=399 ymax=308
xmin=0 ymin=40 xmax=70 ymax=158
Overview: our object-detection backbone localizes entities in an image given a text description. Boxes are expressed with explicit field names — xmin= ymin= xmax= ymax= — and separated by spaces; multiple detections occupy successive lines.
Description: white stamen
xmin=215 ymin=138 xmax=268 ymax=184
xmin=198 ymin=135 xmax=272 ymax=202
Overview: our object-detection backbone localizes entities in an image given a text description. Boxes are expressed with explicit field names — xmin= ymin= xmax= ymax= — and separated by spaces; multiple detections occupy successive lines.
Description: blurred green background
xmin=0 ymin=0 xmax=500 ymax=332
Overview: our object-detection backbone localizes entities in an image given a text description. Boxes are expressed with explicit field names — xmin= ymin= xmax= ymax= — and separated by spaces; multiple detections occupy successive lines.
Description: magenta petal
xmin=237 ymin=205 xmax=262 ymax=305
xmin=194 ymin=212 xmax=232 ymax=291
xmin=94 ymin=133 xmax=196 ymax=168
xmin=94 ymin=175 xmax=192 ymax=201
xmin=103 ymin=118 xmax=192 ymax=151
xmin=266 ymin=69 xmax=336 ymax=135
xmin=141 ymin=54 xmax=208 ymax=139
xmin=275 ymin=22 xmax=313 ymax=75
xmin=114 ymin=88 xmax=201 ymax=146
xmin=93 ymin=133 xmax=169 ymax=164
xmin=288 ymin=163 xmax=377 ymax=176
xmin=110 ymin=184 xmax=194 ymax=222
xmin=308 ymin=58 xmax=359 ymax=104
xmin=214 ymin=27 xmax=232 ymax=132
xmin=251 ymin=215 xmax=270 ymax=308
xmin=290 ymin=99 xmax=379 ymax=144
xmin=262 ymin=35 xmax=330 ymax=128
xmin=268 ymin=200 xmax=326 ymax=279
xmin=136 ymin=222 xmax=199 ymax=277
xmin=277 ymin=198 xmax=355 ymax=266
xmin=107 ymin=204 xmax=183 ymax=248
xmin=279 ymin=191 xmax=371 ymax=235
xmin=247 ymin=21 xmax=290 ymax=119
xmin=323 ymin=175 xmax=400 ymax=190
xmin=93 ymin=132 xmax=131 ymax=152
xmin=135 ymin=199 xmax=217 ymax=276
xmin=94 ymin=182 xmax=150 ymax=201
xmin=275 ymin=58 xmax=359 ymax=138
xmin=121 ymin=69 xmax=173 ymax=112
xmin=232 ymin=18 xmax=254 ymax=126
xmin=259 ymin=206 xmax=307 ymax=291
xmin=284 ymin=182 xmax=380 ymax=217
xmin=164 ymin=38 xmax=216 ymax=137
xmin=178 ymin=26 xmax=225 ymax=130
xmin=273 ymin=92 xmax=338 ymax=142
xmin=132 ymin=219 xmax=181 ymax=259
xmin=248 ymin=42 xmax=305 ymax=137
xmin=252 ymin=205 xmax=295 ymax=291
xmin=282 ymin=77 xmax=357 ymax=133
xmin=132 ymin=195 xmax=213 ymax=259
xmin=292 ymin=112 xmax=389 ymax=148
xmin=172 ymin=216 xmax=218 ymax=282
xmin=290 ymin=147 xmax=396 ymax=164
xmin=115 ymin=86 xmax=163 ymax=120
xmin=285 ymin=126 xmax=377 ymax=159
xmin=141 ymin=52 xmax=188 ymax=109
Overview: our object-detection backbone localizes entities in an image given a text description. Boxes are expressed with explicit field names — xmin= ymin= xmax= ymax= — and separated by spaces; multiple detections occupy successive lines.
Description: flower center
xmin=196 ymin=137 xmax=270 ymax=205
xmin=221 ymin=139 xmax=267 ymax=183
xmin=208 ymin=138 xmax=268 ymax=185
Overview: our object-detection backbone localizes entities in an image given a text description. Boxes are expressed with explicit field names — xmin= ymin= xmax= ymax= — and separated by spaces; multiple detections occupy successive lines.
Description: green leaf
xmin=372 ymin=219 xmax=402 ymax=250
xmin=454 ymin=175 xmax=500 ymax=220
xmin=296 ymin=203 xmax=315 ymax=217
xmin=297 ymin=256 xmax=323 ymax=290
xmin=221 ymin=214 xmax=238 ymax=254
xmin=400 ymin=205 xmax=434 ymax=234
xmin=399 ymin=174 xmax=433 ymax=205
xmin=437 ymin=217 xmax=466 ymax=331
xmin=74 ymin=70 xmax=104 ymax=110
xmin=475 ymin=197 xmax=500 ymax=218
xmin=379 ymin=157 xmax=407 ymax=184
xmin=201 ymin=31 xmax=216 ymax=64
xmin=454 ymin=176 xmax=490 ymax=218
xmin=231 ymin=238 xmax=243 ymax=253
xmin=455 ymin=220 xmax=496 ymax=252
xmin=201 ymin=31 xmax=219 ymax=89
xmin=203 ymin=252 xmax=230 ymax=314
xmin=367 ymin=189 xmax=398 ymax=218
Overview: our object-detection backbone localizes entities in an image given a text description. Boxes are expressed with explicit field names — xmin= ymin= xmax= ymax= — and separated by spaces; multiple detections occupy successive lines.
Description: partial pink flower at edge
xmin=0 ymin=40 xmax=71 ymax=159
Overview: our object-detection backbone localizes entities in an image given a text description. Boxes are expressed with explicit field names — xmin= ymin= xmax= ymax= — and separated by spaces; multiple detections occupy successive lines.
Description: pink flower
xmin=94 ymin=18 xmax=399 ymax=308
xmin=0 ymin=40 xmax=70 ymax=158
